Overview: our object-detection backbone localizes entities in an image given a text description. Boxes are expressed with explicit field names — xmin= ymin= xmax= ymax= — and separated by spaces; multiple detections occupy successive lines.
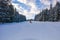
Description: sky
xmin=11 ymin=0 xmax=60 ymax=19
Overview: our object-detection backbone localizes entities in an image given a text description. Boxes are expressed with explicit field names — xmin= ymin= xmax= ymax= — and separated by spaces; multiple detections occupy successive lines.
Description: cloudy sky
xmin=12 ymin=0 xmax=60 ymax=19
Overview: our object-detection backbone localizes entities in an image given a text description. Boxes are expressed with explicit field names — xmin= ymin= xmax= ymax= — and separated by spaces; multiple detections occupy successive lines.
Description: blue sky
xmin=12 ymin=0 xmax=60 ymax=19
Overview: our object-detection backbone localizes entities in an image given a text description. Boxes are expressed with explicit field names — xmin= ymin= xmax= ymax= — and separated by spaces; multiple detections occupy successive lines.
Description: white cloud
xmin=17 ymin=0 xmax=27 ymax=4
xmin=40 ymin=0 xmax=50 ymax=5
xmin=12 ymin=0 xmax=60 ymax=19
xmin=40 ymin=0 xmax=60 ymax=9
xmin=12 ymin=0 xmax=40 ymax=19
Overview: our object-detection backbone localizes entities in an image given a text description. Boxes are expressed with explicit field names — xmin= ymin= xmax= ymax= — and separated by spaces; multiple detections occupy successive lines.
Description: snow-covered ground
xmin=0 ymin=21 xmax=60 ymax=40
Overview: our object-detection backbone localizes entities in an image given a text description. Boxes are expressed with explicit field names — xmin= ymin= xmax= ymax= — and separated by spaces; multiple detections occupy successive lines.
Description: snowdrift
xmin=0 ymin=21 xmax=60 ymax=40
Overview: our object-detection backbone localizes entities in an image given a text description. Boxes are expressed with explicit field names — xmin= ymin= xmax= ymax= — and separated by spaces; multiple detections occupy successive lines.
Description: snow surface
xmin=0 ymin=21 xmax=60 ymax=40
